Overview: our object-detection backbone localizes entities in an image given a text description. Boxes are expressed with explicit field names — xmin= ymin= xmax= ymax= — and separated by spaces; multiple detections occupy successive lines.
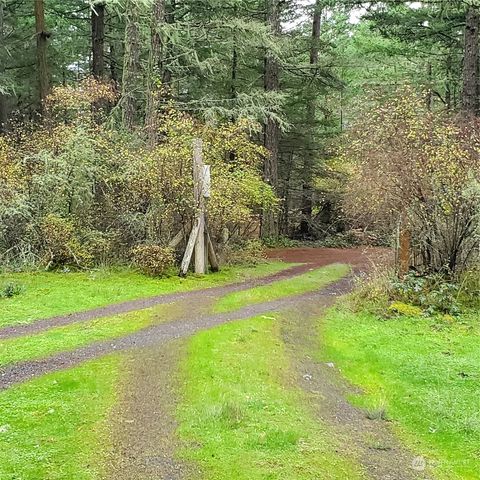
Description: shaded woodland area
xmin=2 ymin=0 xmax=480 ymax=271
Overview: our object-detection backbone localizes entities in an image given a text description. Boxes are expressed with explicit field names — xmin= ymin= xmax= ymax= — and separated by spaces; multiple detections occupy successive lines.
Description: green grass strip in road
xmin=0 ymin=303 xmax=174 ymax=367
xmin=213 ymin=263 xmax=350 ymax=313
xmin=177 ymin=315 xmax=364 ymax=479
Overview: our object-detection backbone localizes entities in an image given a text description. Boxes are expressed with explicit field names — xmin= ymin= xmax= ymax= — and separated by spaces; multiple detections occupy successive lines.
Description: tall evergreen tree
xmin=463 ymin=5 xmax=480 ymax=114
xmin=145 ymin=0 xmax=166 ymax=146
xmin=34 ymin=0 xmax=50 ymax=110
xmin=0 ymin=0 xmax=7 ymax=131
xmin=262 ymin=0 xmax=282 ymax=238
xmin=121 ymin=1 xmax=142 ymax=130
xmin=299 ymin=0 xmax=322 ymax=238
xmin=91 ymin=1 xmax=106 ymax=78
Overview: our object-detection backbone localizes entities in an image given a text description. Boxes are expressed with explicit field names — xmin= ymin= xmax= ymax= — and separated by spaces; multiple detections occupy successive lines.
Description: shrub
xmin=353 ymin=267 xmax=462 ymax=317
xmin=314 ymin=231 xmax=365 ymax=248
xmin=0 ymin=281 xmax=25 ymax=298
xmin=261 ymin=236 xmax=299 ymax=249
xmin=0 ymin=84 xmax=276 ymax=272
xmin=40 ymin=214 xmax=93 ymax=269
xmin=82 ymin=229 xmax=118 ymax=266
xmin=350 ymin=265 xmax=395 ymax=314
xmin=223 ymin=239 xmax=266 ymax=266
xmin=131 ymin=245 xmax=175 ymax=277
xmin=391 ymin=273 xmax=461 ymax=316
xmin=342 ymin=89 xmax=480 ymax=275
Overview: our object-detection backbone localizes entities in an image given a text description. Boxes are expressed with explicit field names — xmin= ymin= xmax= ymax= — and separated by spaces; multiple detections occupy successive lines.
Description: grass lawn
xmin=213 ymin=263 xmax=350 ymax=313
xmin=0 ymin=355 xmax=120 ymax=480
xmin=0 ymin=262 xmax=291 ymax=328
xmin=321 ymin=305 xmax=480 ymax=480
xmin=177 ymin=315 xmax=364 ymax=479
xmin=0 ymin=304 xmax=175 ymax=367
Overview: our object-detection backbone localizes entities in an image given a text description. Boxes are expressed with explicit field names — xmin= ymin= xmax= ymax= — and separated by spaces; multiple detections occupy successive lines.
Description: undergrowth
xmin=352 ymin=266 xmax=480 ymax=318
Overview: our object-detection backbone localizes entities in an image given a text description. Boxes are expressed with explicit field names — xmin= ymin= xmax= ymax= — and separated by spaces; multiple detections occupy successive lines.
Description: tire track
xmin=0 ymin=277 xmax=353 ymax=391
xmin=0 ymin=264 xmax=313 ymax=341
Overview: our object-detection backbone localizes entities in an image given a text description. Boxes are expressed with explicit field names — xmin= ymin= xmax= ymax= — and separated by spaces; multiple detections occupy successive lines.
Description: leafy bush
xmin=391 ymin=273 xmax=461 ymax=316
xmin=40 ymin=214 xmax=93 ymax=269
xmin=314 ymin=231 xmax=362 ymax=248
xmin=342 ymin=90 xmax=480 ymax=274
xmin=0 ymin=281 xmax=25 ymax=298
xmin=0 ymin=82 xmax=276 ymax=271
xmin=353 ymin=267 xmax=462 ymax=317
xmin=261 ymin=236 xmax=299 ymax=249
xmin=131 ymin=245 xmax=175 ymax=277
xmin=82 ymin=230 xmax=118 ymax=266
xmin=223 ymin=239 xmax=266 ymax=266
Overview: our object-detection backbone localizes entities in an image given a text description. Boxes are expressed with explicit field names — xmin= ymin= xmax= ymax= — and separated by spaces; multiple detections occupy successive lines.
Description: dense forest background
xmin=1 ymin=0 xmax=480 ymax=271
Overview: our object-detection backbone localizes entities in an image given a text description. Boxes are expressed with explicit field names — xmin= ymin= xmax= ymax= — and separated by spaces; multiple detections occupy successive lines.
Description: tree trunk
xmin=34 ymin=0 xmax=50 ymax=110
xmin=425 ymin=62 xmax=432 ymax=110
xmin=121 ymin=2 xmax=142 ymax=130
xmin=109 ymin=43 xmax=117 ymax=82
xmin=231 ymin=47 xmax=238 ymax=102
xmin=399 ymin=227 xmax=412 ymax=277
xmin=445 ymin=54 xmax=452 ymax=110
xmin=462 ymin=6 xmax=480 ymax=115
xmin=281 ymin=151 xmax=294 ymax=235
xmin=161 ymin=0 xmax=175 ymax=88
xmin=91 ymin=1 xmax=105 ymax=78
xmin=228 ymin=45 xmax=238 ymax=160
xmin=309 ymin=3 xmax=321 ymax=66
xmin=0 ymin=0 xmax=7 ymax=132
xmin=261 ymin=0 xmax=281 ymax=238
xmin=299 ymin=1 xmax=322 ymax=238
xmin=231 ymin=4 xmax=238 ymax=106
xmin=145 ymin=0 xmax=166 ymax=147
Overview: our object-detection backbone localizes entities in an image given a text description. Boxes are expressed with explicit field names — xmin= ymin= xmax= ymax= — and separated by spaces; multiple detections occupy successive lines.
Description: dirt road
xmin=2 ymin=247 xmax=424 ymax=480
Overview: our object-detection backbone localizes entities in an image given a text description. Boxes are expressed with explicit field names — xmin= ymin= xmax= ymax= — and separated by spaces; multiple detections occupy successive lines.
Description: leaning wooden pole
xmin=206 ymin=229 xmax=219 ymax=272
xmin=179 ymin=219 xmax=201 ymax=276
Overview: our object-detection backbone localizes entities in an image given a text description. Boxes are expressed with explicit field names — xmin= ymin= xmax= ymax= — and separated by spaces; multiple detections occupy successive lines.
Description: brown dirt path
xmin=0 ymin=247 xmax=383 ymax=341
xmin=0 ymin=248 xmax=380 ymax=392
xmin=103 ymin=340 xmax=199 ymax=480
xmin=4 ymin=247 xmax=420 ymax=480
xmin=100 ymin=247 xmax=421 ymax=480
xmin=0 ymin=264 xmax=310 ymax=341
xmin=266 ymin=246 xmax=390 ymax=271
xmin=0 ymin=277 xmax=352 ymax=391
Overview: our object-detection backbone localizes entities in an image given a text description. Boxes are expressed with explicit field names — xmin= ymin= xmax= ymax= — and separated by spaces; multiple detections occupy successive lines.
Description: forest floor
xmin=1 ymin=248 xmax=471 ymax=480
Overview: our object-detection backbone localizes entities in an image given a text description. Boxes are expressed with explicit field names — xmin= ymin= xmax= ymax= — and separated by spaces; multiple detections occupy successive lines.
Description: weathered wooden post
xmin=179 ymin=138 xmax=218 ymax=276
xmin=193 ymin=139 xmax=206 ymax=274
xmin=398 ymin=216 xmax=411 ymax=277
xmin=202 ymin=164 xmax=219 ymax=272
